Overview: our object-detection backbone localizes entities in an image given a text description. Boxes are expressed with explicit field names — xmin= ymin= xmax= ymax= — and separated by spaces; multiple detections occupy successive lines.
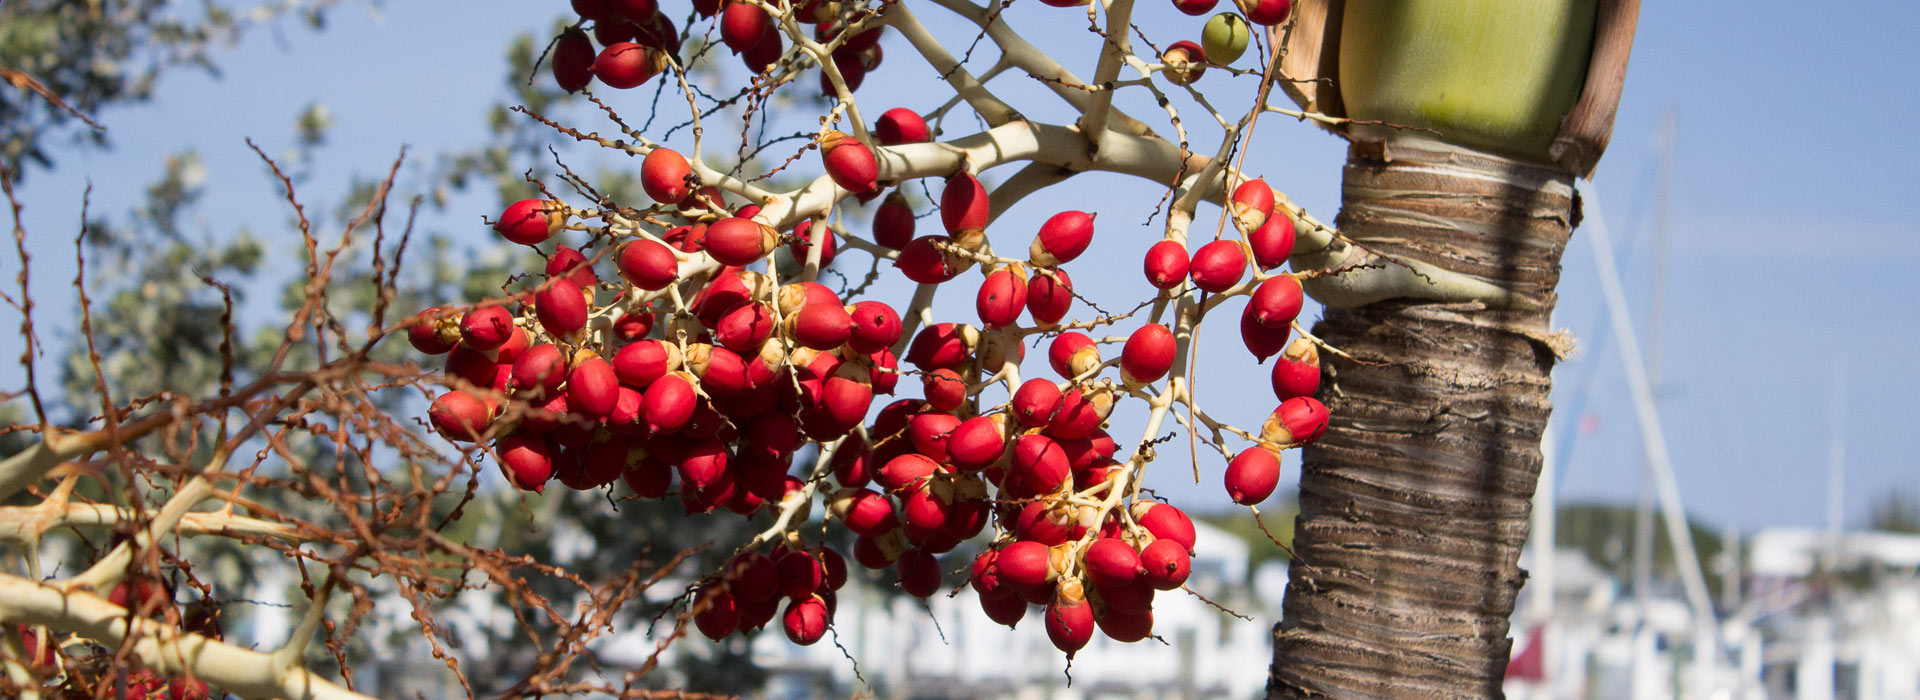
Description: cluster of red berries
xmin=411 ymin=86 xmax=1327 ymax=656
xmin=553 ymin=0 xmax=889 ymax=97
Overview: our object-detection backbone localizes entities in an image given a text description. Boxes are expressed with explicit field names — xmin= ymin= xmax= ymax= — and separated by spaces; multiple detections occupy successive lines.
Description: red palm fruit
xmin=459 ymin=306 xmax=516 ymax=351
xmin=1225 ymin=444 xmax=1281 ymax=504
xmin=947 ymin=415 xmax=1008 ymax=470
xmin=692 ymin=0 xmax=721 ymax=16
xmin=624 ymin=454 xmax=671 ymax=498
xmin=820 ymin=130 xmax=879 ymax=194
xmin=610 ymin=0 xmax=658 ymax=22
xmin=553 ymin=28 xmax=596 ymax=93
xmin=643 ymin=373 xmax=697 ymax=433
xmin=573 ymin=0 xmax=609 ymax=20
xmin=492 ymin=326 xmax=531 ymax=366
xmin=836 ymin=488 xmax=899 ymax=535
xmin=1001 ymin=382 xmax=1059 ymax=430
xmin=997 ymin=541 xmax=1052 ymax=590
xmin=1143 ymin=239 xmax=1191 ymax=289
xmin=546 ymin=245 xmax=598 ymax=288
xmin=1120 ymin=323 xmax=1177 ymax=385
xmin=1048 ymin=332 xmax=1101 ymax=380
xmin=1097 ymin=605 xmax=1154 ymax=643
xmin=1132 ymin=502 xmax=1197 ymax=552
xmin=1250 ymin=275 xmax=1304 ymax=328
xmin=742 ymin=411 xmax=801 ymax=459
xmin=693 ymin=587 xmax=738 ymax=640
xmin=1139 ymin=538 xmax=1192 ymax=590
xmin=1058 ymin=429 xmax=1116 ymax=470
xmin=497 ymin=433 xmax=558 ymax=491
xmin=778 ymin=550 xmax=827 ymax=598
xmin=579 ymin=436 xmax=630 ymax=486
xmin=675 ymin=438 xmax=729 ymax=491
xmin=1244 ymin=0 xmax=1292 ymax=24
xmin=720 ymin=0 xmax=772 ymax=52
xmin=520 ymin=392 xmax=571 ymax=433
xmin=904 ymin=323 xmax=973 ymax=370
xmin=430 ymin=391 xmax=492 ymax=441
xmin=821 ymin=363 xmax=874 ymax=427
xmin=822 ymin=51 xmax=866 ymax=96
xmin=920 ymin=368 xmax=966 ymax=411
xmin=612 ymin=339 xmax=679 ymax=389
xmin=907 ymin=412 xmax=961 ymax=463
xmin=847 ymin=300 xmax=901 ymax=353
xmin=1094 ymin=577 xmax=1155 ymax=612
xmin=615 ymin=310 xmax=654 ymax=341
xmin=706 ymin=217 xmax=778 ymax=265
xmin=851 ymin=533 xmax=898 ymax=569
xmin=1263 ymin=395 xmax=1330 ymax=445
xmin=868 ymin=347 xmax=901 ymax=395
xmin=820 ymin=547 xmax=849 ymax=589
xmin=873 ymin=191 xmax=916 ymax=249
xmin=447 ymin=346 xmax=506 ymax=392
xmin=902 ymin=490 xmax=949 ymax=538
xmin=782 ymin=595 xmax=830 ymax=645
xmin=1026 ymin=268 xmax=1074 ymax=327
xmin=594 ymin=14 xmax=637 ymax=45
xmin=896 ymin=549 xmax=942 ymax=597
xmin=741 ymin=29 xmax=783 ymax=72
xmin=692 ymin=268 xmax=757 ymax=326
xmin=735 ymin=451 xmax=791 ymax=501
xmin=1049 ymin=385 xmax=1113 ymax=440
xmin=1271 ymin=337 xmax=1321 ymax=400
xmin=618 ymin=239 xmax=679 ymax=291
xmin=727 ymin=552 xmax=781 ymax=602
xmin=1163 ymin=40 xmax=1207 ymax=85
xmin=895 ymin=235 xmax=962 ymax=284
xmin=641 ymin=148 xmax=694 ymax=205
xmin=663 ymin=223 xmax=707 ymax=253
xmin=692 ymin=345 xmax=752 ymax=397
xmin=940 ymin=171 xmax=991 ymax=238
xmin=1231 ymin=178 xmax=1276 ymax=231
xmin=787 ymin=219 xmax=838 ymax=267
xmin=595 ymin=42 xmax=662 ymax=89
xmin=567 ymin=352 xmax=620 ymax=418
xmin=735 ymin=593 xmax=778 ymax=632
xmin=714 ymin=301 xmax=774 ymax=354
xmin=775 ymin=281 xmax=841 ymax=315
xmin=1084 ymin=538 xmax=1142 ymax=587
xmin=1012 ymin=433 xmax=1070 ymax=494
xmin=511 ymin=343 xmax=569 ymax=398
xmin=1189 ymin=239 xmax=1248 ymax=293
xmin=1240 ymin=302 xmax=1292 ymax=361
xmin=635 ymin=12 xmax=681 ymax=54
xmin=981 ymin=591 xmax=1027 ymax=627
xmin=408 ymin=307 xmax=459 ymax=354
xmin=832 ymin=438 xmax=873 ymax=487
xmin=1014 ymin=502 xmax=1075 ymax=546
xmin=970 ymin=549 xmax=1010 ymax=599
xmin=877 ymin=452 xmax=939 ymax=493
xmin=1171 ymin=0 xmax=1216 ymax=15
xmin=944 ymin=498 xmax=990 ymax=539
xmin=1250 ymin=210 xmax=1297 ymax=269
xmin=535 ymin=278 xmax=589 ymax=337
xmin=495 ymin=199 xmax=565 ymax=246
xmin=976 ymin=265 xmax=1028 ymax=329
xmin=874 ymin=108 xmax=930 ymax=145
xmin=1028 ymin=210 xmax=1096 ymax=267
xmin=789 ymin=302 xmax=854 ymax=350
xmin=1046 ymin=583 xmax=1095 ymax=657
xmin=872 ymin=398 xmax=922 ymax=439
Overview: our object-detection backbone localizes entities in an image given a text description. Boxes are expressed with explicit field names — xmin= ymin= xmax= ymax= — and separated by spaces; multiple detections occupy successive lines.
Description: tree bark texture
xmin=1269 ymin=137 xmax=1577 ymax=699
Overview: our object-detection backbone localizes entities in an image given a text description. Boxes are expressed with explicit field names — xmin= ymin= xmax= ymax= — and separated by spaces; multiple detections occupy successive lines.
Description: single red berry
xmin=1189 ymin=239 xmax=1248 ymax=293
xmin=1249 ymin=209 xmax=1297 ymax=270
xmin=976 ymin=266 xmax=1028 ymax=329
xmin=1232 ymin=178 xmax=1276 ymax=231
xmin=1171 ymin=0 xmax=1216 ymax=15
xmin=940 ymin=171 xmax=990 ymax=237
xmin=1249 ymin=275 xmax=1304 ymax=328
xmin=1143 ymin=240 xmax=1190 ymax=289
xmin=642 ymin=148 xmax=694 ymax=205
xmin=1271 ymin=338 xmax=1321 ymax=400
xmin=567 ymin=354 xmax=621 ymax=418
xmin=1240 ymin=300 xmax=1292 ymax=361
xmin=847 ymin=300 xmax=902 ymax=353
xmin=1045 ymin=587 xmax=1095 ymax=657
xmin=1244 ymin=0 xmax=1292 ymax=25
xmin=535 ymin=278 xmax=589 ymax=337
xmin=1011 ymin=378 xmax=1062 ymax=426
xmin=495 ymin=199 xmax=565 ymax=246
xmin=497 ymin=433 xmax=558 ymax=491
xmin=1029 ymin=210 xmax=1096 ymax=267
xmin=720 ymin=0 xmax=772 ymax=53
xmin=874 ymin=108 xmax=931 ymax=145
xmin=705 ymin=217 xmax=776 ymax=266
xmin=1225 ymin=445 xmax=1281 ymax=504
xmin=820 ymin=130 xmax=880 ymax=194
xmin=1025 ymin=269 xmax=1074 ymax=327
xmin=594 ymin=42 xmax=661 ymax=89
xmin=429 ymin=391 xmax=493 ymax=441
xmin=872 ymin=191 xmax=916 ymax=249
xmin=1139 ymin=538 xmax=1192 ymax=590
xmin=782 ymin=595 xmax=830 ymax=645
xmin=1120 ymin=323 xmax=1177 ymax=385
xmin=553 ymin=29 xmax=596 ymax=93
xmin=618 ymin=239 xmax=679 ymax=291
xmin=1012 ymin=433 xmax=1069 ymax=494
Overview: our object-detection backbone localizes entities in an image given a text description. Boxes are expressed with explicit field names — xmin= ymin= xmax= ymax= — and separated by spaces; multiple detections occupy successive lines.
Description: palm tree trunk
xmin=1269 ymin=136 xmax=1576 ymax=699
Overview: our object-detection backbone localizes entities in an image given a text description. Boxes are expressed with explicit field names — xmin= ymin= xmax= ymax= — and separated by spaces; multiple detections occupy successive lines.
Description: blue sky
xmin=5 ymin=0 xmax=1916 ymax=533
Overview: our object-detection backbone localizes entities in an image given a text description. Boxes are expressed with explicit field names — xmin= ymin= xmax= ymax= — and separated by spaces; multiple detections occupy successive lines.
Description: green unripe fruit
xmin=1202 ymin=13 xmax=1251 ymax=66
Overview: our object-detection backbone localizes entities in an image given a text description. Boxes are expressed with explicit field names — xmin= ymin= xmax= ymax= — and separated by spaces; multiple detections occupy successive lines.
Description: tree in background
xmin=0 ymin=1 xmax=1637 ymax=699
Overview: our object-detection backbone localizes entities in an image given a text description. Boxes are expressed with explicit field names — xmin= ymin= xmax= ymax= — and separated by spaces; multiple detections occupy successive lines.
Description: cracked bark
xmin=1270 ymin=137 xmax=1576 ymax=699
